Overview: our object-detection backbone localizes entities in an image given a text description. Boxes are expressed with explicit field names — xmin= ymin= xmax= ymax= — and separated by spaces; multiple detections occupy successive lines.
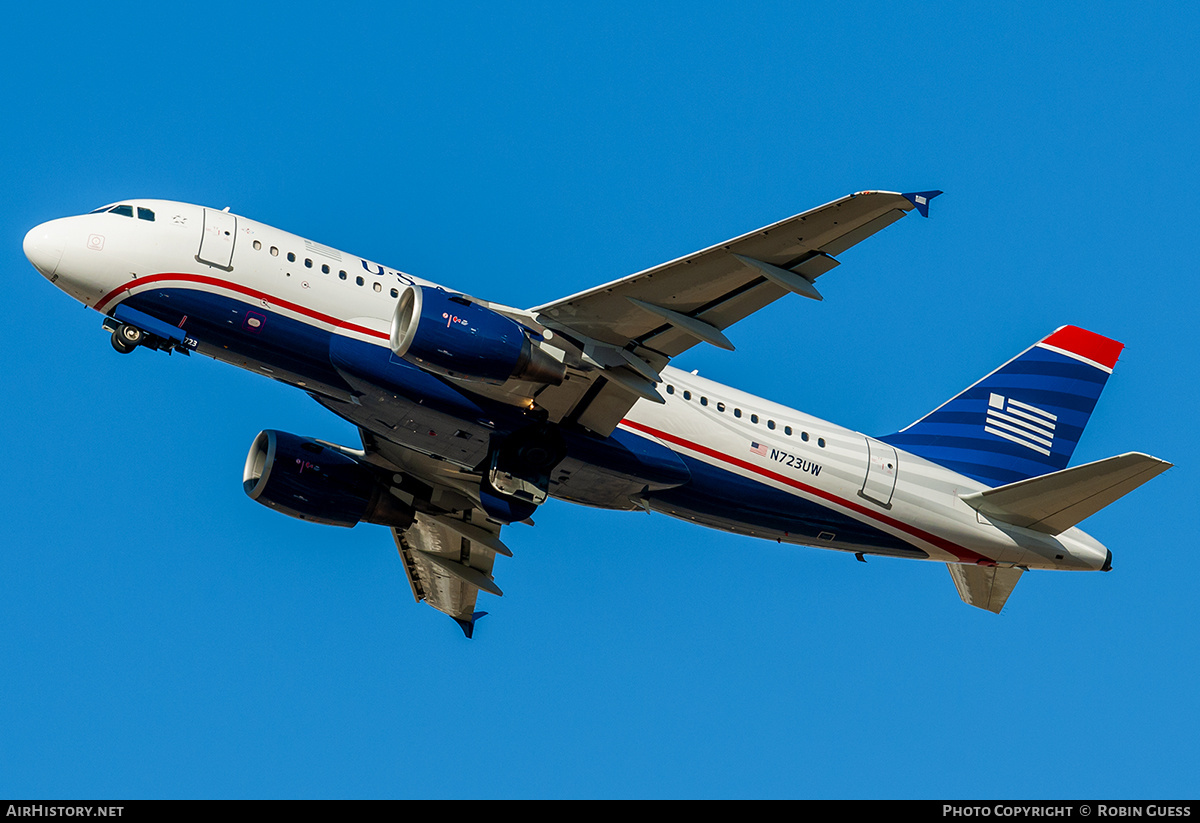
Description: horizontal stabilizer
xmin=948 ymin=564 xmax=1022 ymax=614
xmin=960 ymin=452 xmax=1172 ymax=535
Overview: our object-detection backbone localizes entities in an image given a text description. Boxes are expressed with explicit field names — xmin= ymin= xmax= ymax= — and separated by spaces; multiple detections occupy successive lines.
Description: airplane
xmin=23 ymin=190 xmax=1172 ymax=636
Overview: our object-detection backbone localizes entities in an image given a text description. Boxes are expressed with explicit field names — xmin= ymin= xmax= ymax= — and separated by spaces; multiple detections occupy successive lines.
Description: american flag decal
xmin=750 ymin=442 xmax=769 ymax=457
xmin=985 ymin=393 xmax=1056 ymax=456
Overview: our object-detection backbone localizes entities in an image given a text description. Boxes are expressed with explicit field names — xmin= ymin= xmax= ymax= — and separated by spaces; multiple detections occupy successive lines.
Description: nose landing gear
xmin=102 ymin=314 xmax=194 ymax=357
xmin=110 ymin=323 xmax=144 ymax=354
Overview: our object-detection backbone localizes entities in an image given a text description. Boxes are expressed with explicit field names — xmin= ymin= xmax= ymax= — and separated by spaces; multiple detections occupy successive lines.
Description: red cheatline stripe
xmin=621 ymin=418 xmax=987 ymax=563
xmin=1041 ymin=325 xmax=1123 ymax=370
xmin=94 ymin=273 xmax=390 ymax=340
xmin=96 ymin=273 xmax=988 ymax=562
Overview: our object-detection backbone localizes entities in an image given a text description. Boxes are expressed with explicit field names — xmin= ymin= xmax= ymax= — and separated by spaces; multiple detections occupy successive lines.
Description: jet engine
xmin=390 ymin=284 xmax=565 ymax=386
xmin=242 ymin=430 xmax=413 ymax=528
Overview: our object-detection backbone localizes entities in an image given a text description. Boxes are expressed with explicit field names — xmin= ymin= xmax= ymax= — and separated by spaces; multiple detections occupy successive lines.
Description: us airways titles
xmin=360 ymin=259 xmax=417 ymax=286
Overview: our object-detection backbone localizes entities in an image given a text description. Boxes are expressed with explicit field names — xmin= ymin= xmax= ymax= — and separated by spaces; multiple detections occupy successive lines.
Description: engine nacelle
xmin=242 ymin=430 xmax=413 ymax=528
xmin=390 ymin=284 xmax=564 ymax=386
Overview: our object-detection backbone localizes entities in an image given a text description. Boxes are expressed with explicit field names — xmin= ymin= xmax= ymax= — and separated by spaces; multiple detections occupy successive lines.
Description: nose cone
xmin=24 ymin=221 xmax=66 ymax=278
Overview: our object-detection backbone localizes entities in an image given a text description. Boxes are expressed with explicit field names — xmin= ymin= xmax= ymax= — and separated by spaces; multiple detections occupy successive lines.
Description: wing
xmin=392 ymin=510 xmax=511 ymax=638
xmin=527 ymin=190 xmax=940 ymax=436
xmin=352 ymin=427 xmax=514 ymax=638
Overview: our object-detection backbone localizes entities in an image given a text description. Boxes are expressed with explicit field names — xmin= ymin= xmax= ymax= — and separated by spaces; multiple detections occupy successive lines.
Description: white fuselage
xmin=24 ymin=199 xmax=1110 ymax=574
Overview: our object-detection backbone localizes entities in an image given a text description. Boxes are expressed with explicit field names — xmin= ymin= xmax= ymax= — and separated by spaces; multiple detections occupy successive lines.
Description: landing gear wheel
xmin=111 ymin=332 xmax=135 ymax=354
xmin=118 ymin=324 xmax=144 ymax=346
xmin=111 ymin=324 xmax=143 ymax=354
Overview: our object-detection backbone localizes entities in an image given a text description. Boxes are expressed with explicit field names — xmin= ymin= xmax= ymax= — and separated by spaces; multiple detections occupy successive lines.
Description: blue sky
xmin=2 ymin=2 xmax=1198 ymax=799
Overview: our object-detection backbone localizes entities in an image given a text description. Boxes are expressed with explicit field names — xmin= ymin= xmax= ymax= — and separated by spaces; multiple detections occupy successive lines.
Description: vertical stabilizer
xmin=881 ymin=326 xmax=1122 ymax=486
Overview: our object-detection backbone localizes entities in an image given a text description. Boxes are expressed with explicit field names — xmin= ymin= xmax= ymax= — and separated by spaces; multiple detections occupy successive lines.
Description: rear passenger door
xmin=860 ymin=438 xmax=898 ymax=508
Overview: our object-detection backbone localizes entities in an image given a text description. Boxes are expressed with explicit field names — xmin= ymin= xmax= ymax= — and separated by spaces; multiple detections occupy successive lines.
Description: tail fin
xmin=881 ymin=326 xmax=1123 ymax=486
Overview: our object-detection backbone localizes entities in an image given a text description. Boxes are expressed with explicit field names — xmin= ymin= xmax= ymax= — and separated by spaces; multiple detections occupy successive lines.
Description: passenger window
xmin=751 ymin=414 xmax=759 ymax=424
xmin=785 ymin=426 xmax=792 ymax=436
xmin=304 ymin=258 xmax=313 ymax=268
xmin=253 ymin=240 xmax=262 ymax=251
xmin=339 ymin=271 xmax=347 ymax=280
xmin=767 ymin=420 xmax=776 ymax=430
xmin=734 ymin=409 xmax=742 ymax=418
xmin=717 ymin=402 xmax=725 ymax=412
xmin=322 ymin=264 xmax=330 ymax=274
xmin=666 ymin=385 xmax=675 ymax=395
xmin=700 ymin=397 xmax=708 ymax=406
xmin=683 ymin=390 xmax=691 ymax=400
xmin=818 ymin=438 xmax=826 ymax=448
xmin=270 ymin=246 xmax=279 ymax=256
xmin=287 ymin=252 xmax=296 ymax=263
xmin=390 ymin=288 xmax=399 ymax=298
xmin=356 ymin=276 xmax=364 ymax=286
xmin=373 ymin=282 xmax=382 ymax=293
xmin=801 ymin=432 xmax=809 ymax=442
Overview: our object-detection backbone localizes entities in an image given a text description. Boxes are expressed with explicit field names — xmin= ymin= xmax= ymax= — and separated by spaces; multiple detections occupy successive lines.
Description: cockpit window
xmin=89 ymin=204 xmax=153 ymax=219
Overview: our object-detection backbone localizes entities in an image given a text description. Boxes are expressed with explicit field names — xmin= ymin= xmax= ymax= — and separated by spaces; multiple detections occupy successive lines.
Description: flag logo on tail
xmin=985 ymin=394 xmax=1056 ymax=456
